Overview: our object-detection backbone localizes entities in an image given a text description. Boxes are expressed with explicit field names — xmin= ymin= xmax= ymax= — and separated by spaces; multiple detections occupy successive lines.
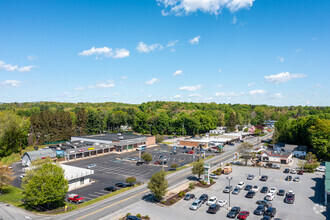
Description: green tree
xmin=227 ymin=112 xmax=237 ymax=132
xmin=147 ymin=170 xmax=168 ymax=201
xmin=237 ymin=142 xmax=253 ymax=165
xmin=0 ymin=162 xmax=14 ymax=193
xmin=126 ymin=176 xmax=136 ymax=184
xmin=75 ymin=108 xmax=87 ymax=135
xmin=192 ymin=161 xmax=204 ymax=179
xmin=22 ymin=159 xmax=68 ymax=210
xmin=170 ymin=163 xmax=178 ymax=169
xmin=141 ymin=153 xmax=152 ymax=163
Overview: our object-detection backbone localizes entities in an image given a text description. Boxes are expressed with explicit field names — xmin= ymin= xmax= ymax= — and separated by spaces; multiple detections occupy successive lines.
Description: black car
xmin=285 ymin=175 xmax=292 ymax=181
xmin=256 ymin=200 xmax=272 ymax=208
xmin=245 ymin=191 xmax=256 ymax=198
xmin=245 ymin=185 xmax=253 ymax=191
xmin=227 ymin=207 xmax=241 ymax=218
xmin=277 ymin=189 xmax=285 ymax=196
xmin=184 ymin=194 xmax=195 ymax=201
xmin=115 ymin=182 xmax=126 ymax=187
xmin=254 ymin=205 xmax=266 ymax=215
xmin=261 ymin=186 xmax=269 ymax=193
xmin=207 ymin=204 xmax=220 ymax=214
xmin=260 ymin=175 xmax=268 ymax=181
xmin=264 ymin=207 xmax=276 ymax=217
xmin=199 ymin=194 xmax=208 ymax=203
xmin=124 ymin=183 xmax=134 ymax=187
xmin=284 ymin=168 xmax=290 ymax=173
xmin=261 ymin=216 xmax=272 ymax=220
xmin=159 ymin=161 xmax=167 ymax=165
xmin=136 ymin=161 xmax=144 ymax=166
xmin=126 ymin=215 xmax=141 ymax=220
xmin=285 ymin=192 xmax=295 ymax=204
xmin=104 ymin=186 xmax=117 ymax=192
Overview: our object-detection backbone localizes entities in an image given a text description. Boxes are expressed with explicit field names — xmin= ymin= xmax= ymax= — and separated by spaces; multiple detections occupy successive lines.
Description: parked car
xmin=68 ymin=194 xmax=84 ymax=203
xmin=316 ymin=166 xmax=326 ymax=172
xmin=217 ymin=199 xmax=227 ymax=207
xmin=269 ymin=187 xmax=277 ymax=194
xmin=285 ymin=191 xmax=295 ymax=204
xmin=207 ymin=204 xmax=220 ymax=214
xmin=260 ymin=175 xmax=268 ymax=181
xmin=159 ymin=161 xmax=167 ymax=165
xmin=154 ymin=161 xmax=160 ymax=165
xmin=298 ymin=170 xmax=304 ymax=175
xmin=261 ymin=216 xmax=272 ymax=220
xmin=256 ymin=200 xmax=272 ymax=208
xmin=264 ymin=207 xmax=276 ymax=217
xmin=199 ymin=194 xmax=208 ymax=203
xmin=104 ymin=186 xmax=117 ymax=192
xmin=209 ymin=173 xmax=218 ymax=179
xmin=277 ymin=189 xmax=285 ymax=196
xmin=285 ymin=175 xmax=293 ymax=181
xmin=124 ymin=183 xmax=134 ymax=187
xmin=232 ymin=187 xmax=241 ymax=195
xmin=187 ymin=150 xmax=194 ymax=154
xmin=290 ymin=169 xmax=297 ymax=174
xmin=272 ymin=163 xmax=280 ymax=169
xmin=237 ymin=211 xmax=250 ymax=220
xmin=20 ymin=174 xmax=26 ymax=179
xmin=136 ymin=161 xmax=144 ymax=166
xmin=190 ymin=199 xmax=203 ymax=210
xmin=223 ymin=185 xmax=233 ymax=193
xmin=206 ymin=196 xmax=217 ymax=205
xmin=245 ymin=191 xmax=256 ymax=198
xmin=126 ymin=215 xmax=141 ymax=220
xmin=227 ymin=207 xmax=241 ymax=218
xmin=293 ymin=176 xmax=300 ymax=182
xmin=184 ymin=194 xmax=195 ymax=201
xmin=265 ymin=193 xmax=275 ymax=201
xmin=284 ymin=168 xmax=290 ymax=173
xmin=244 ymin=185 xmax=253 ymax=191
xmin=115 ymin=182 xmax=126 ymax=187
xmin=251 ymin=185 xmax=260 ymax=192
xmin=130 ymin=157 xmax=139 ymax=161
xmin=254 ymin=205 xmax=266 ymax=215
xmin=237 ymin=181 xmax=246 ymax=189
xmin=260 ymin=186 xmax=269 ymax=193
xmin=87 ymin=164 xmax=96 ymax=169
xmin=247 ymin=174 xmax=255 ymax=180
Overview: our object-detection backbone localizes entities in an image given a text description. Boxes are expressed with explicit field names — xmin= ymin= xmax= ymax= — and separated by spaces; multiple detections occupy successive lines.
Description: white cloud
xmin=157 ymin=0 xmax=255 ymax=15
xmin=147 ymin=94 xmax=152 ymax=98
xmin=189 ymin=36 xmax=201 ymax=44
xmin=0 ymin=80 xmax=22 ymax=88
xmin=216 ymin=84 xmax=223 ymax=88
xmin=75 ymin=86 xmax=85 ymax=91
xmin=248 ymin=82 xmax=255 ymax=87
xmin=140 ymin=89 xmax=145 ymax=93
xmin=113 ymin=92 xmax=121 ymax=96
xmin=113 ymin=48 xmax=130 ymax=58
xmin=0 ymin=60 xmax=35 ymax=72
xmin=179 ymin=84 xmax=202 ymax=91
xmin=88 ymin=81 xmax=115 ymax=89
xmin=277 ymin=56 xmax=284 ymax=63
xmin=146 ymin=78 xmax=159 ymax=85
xmin=265 ymin=72 xmax=307 ymax=84
xmin=215 ymin=92 xmax=237 ymax=97
xmin=174 ymin=94 xmax=182 ymax=98
xmin=173 ymin=70 xmax=183 ymax=76
xmin=296 ymin=48 xmax=302 ymax=53
xmin=27 ymin=54 xmax=38 ymax=61
xmin=78 ymin=46 xmax=129 ymax=59
xmin=218 ymin=68 xmax=222 ymax=73
xmin=316 ymin=83 xmax=322 ymax=87
xmin=121 ymin=76 xmax=128 ymax=79
xmin=269 ymin=93 xmax=284 ymax=99
xmin=232 ymin=16 xmax=237 ymax=24
xmin=136 ymin=42 xmax=163 ymax=53
xmin=167 ymin=40 xmax=179 ymax=47
xmin=189 ymin=93 xmax=201 ymax=97
xmin=249 ymin=89 xmax=267 ymax=96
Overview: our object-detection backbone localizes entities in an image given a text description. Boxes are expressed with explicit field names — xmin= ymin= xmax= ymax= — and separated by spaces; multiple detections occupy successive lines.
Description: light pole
xmin=226 ymin=176 xmax=233 ymax=209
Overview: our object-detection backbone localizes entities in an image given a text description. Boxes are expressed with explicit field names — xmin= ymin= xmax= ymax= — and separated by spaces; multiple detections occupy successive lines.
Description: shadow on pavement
xmin=310 ymin=176 xmax=326 ymax=218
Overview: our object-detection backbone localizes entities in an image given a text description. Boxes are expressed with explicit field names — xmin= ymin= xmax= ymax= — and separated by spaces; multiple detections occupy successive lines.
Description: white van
xmin=136 ymin=145 xmax=147 ymax=151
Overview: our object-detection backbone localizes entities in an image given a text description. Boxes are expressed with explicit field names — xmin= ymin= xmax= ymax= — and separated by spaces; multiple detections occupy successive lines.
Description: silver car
xmin=190 ymin=199 xmax=203 ymax=210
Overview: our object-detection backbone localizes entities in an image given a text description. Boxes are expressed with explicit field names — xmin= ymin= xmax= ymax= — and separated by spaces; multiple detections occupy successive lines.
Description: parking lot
xmin=113 ymin=165 xmax=326 ymax=220
xmin=65 ymin=144 xmax=217 ymax=202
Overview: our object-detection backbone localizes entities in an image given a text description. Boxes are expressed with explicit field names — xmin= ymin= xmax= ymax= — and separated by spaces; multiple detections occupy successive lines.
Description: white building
xmin=261 ymin=150 xmax=293 ymax=164
xmin=61 ymin=164 xmax=94 ymax=191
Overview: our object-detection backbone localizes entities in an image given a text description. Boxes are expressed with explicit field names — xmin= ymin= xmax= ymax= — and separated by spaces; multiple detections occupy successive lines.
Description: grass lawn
xmin=0 ymin=145 xmax=41 ymax=166
xmin=0 ymin=185 xmax=23 ymax=207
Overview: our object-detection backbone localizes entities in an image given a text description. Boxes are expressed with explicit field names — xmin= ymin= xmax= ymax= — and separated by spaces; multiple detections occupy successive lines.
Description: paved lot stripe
xmin=95 ymin=192 xmax=108 ymax=195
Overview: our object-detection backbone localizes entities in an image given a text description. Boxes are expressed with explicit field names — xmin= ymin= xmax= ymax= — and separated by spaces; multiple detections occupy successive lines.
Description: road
xmin=0 ymin=133 xmax=272 ymax=220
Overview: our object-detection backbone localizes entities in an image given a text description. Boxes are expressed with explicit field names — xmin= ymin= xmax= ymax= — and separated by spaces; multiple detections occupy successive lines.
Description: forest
xmin=0 ymin=101 xmax=329 ymax=159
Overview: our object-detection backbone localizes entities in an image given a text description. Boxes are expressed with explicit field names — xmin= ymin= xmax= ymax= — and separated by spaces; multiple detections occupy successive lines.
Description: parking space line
xmin=95 ymin=192 xmax=107 ymax=195
xmin=88 ymin=194 xmax=99 ymax=197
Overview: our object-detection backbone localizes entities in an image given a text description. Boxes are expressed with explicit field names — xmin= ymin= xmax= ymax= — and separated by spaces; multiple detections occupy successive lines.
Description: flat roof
xmin=326 ymin=162 xmax=330 ymax=193
xmin=72 ymin=133 xmax=150 ymax=142
xmin=60 ymin=164 xmax=94 ymax=181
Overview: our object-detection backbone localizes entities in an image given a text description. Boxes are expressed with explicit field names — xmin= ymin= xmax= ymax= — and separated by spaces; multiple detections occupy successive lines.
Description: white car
xmin=87 ymin=164 xmax=96 ymax=169
xmin=251 ymin=185 xmax=260 ymax=192
xmin=265 ymin=193 xmax=275 ymax=201
xmin=316 ymin=166 xmax=326 ymax=172
xmin=206 ymin=196 xmax=217 ymax=206
xmin=290 ymin=169 xmax=297 ymax=174
xmin=190 ymin=199 xmax=203 ymax=210
xmin=209 ymin=174 xmax=218 ymax=179
xmin=269 ymin=187 xmax=277 ymax=194
xmin=20 ymin=174 xmax=26 ymax=179
xmin=236 ymin=181 xmax=245 ymax=189
xmin=287 ymin=190 xmax=295 ymax=195
xmin=217 ymin=200 xmax=227 ymax=207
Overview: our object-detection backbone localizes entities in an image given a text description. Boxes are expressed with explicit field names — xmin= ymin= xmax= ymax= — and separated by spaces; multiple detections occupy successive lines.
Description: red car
xmin=68 ymin=194 xmax=84 ymax=203
xmin=188 ymin=150 xmax=194 ymax=154
xmin=298 ymin=170 xmax=304 ymax=175
xmin=154 ymin=161 xmax=160 ymax=164
xmin=238 ymin=211 xmax=250 ymax=219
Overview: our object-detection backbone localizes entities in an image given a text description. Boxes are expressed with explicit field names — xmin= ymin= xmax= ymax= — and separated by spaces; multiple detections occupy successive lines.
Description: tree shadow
xmin=141 ymin=193 xmax=157 ymax=203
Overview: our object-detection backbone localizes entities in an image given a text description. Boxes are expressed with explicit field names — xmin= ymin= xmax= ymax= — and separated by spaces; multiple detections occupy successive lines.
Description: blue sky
xmin=0 ymin=0 xmax=329 ymax=106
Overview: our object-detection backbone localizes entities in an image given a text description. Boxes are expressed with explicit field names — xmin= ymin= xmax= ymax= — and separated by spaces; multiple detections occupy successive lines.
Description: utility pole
xmin=226 ymin=176 xmax=233 ymax=209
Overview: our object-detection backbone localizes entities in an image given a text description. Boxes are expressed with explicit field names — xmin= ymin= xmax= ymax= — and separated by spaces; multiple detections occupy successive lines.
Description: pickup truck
xmin=68 ymin=194 xmax=84 ymax=203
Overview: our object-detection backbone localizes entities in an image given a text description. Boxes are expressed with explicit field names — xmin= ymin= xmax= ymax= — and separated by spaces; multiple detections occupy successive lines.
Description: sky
xmin=0 ymin=0 xmax=329 ymax=106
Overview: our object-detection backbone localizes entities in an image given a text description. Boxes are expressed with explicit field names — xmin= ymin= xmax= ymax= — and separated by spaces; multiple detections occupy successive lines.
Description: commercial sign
xmin=204 ymin=164 xmax=210 ymax=185
xmin=56 ymin=150 xmax=65 ymax=158
xmin=78 ymin=149 xmax=86 ymax=152
xmin=69 ymin=150 xmax=75 ymax=154
xmin=88 ymin=147 xmax=95 ymax=151
xmin=234 ymin=152 xmax=239 ymax=160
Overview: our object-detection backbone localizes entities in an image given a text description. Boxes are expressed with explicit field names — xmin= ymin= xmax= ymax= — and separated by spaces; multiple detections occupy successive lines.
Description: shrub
xmin=161 ymin=201 xmax=165 ymax=204
xmin=136 ymin=214 xmax=141 ymax=218
xmin=171 ymin=163 xmax=178 ymax=169
xmin=145 ymin=215 xmax=150 ymax=219
xmin=170 ymin=199 xmax=174 ymax=204
xmin=226 ymin=163 xmax=231 ymax=166
xmin=182 ymin=191 xmax=186 ymax=196
xmin=126 ymin=177 xmax=136 ymax=184
xmin=189 ymin=182 xmax=195 ymax=189
xmin=178 ymin=191 xmax=183 ymax=197
xmin=126 ymin=213 xmax=131 ymax=216
xmin=210 ymin=178 xmax=214 ymax=183
xmin=202 ymin=181 xmax=207 ymax=185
